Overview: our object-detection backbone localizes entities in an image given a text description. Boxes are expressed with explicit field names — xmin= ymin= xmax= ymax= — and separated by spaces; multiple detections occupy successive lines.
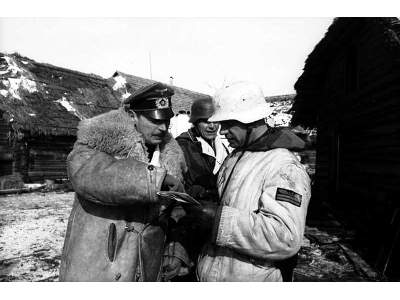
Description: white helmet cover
xmin=209 ymin=81 xmax=273 ymax=124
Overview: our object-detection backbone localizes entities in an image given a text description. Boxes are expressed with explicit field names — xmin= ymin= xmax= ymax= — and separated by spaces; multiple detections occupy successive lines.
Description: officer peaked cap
xmin=124 ymin=82 xmax=175 ymax=120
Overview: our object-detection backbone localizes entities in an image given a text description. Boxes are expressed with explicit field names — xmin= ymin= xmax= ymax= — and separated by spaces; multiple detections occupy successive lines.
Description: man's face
xmin=196 ymin=119 xmax=219 ymax=141
xmin=134 ymin=113 xmax=170 ymax=146
xmin=219 ymin=120 xmax=248 ymax=148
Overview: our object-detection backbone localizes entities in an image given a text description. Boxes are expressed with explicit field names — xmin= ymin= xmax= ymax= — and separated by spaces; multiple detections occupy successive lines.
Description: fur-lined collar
xmin=76 ymin=108 xmax=186 ymax=181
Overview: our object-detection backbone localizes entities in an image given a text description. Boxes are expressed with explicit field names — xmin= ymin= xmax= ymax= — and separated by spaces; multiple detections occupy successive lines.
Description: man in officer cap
xmin=60 ymin=82 xmax=190 ymax=281
xmin=188 ymin=81 xmax=311 ymax=281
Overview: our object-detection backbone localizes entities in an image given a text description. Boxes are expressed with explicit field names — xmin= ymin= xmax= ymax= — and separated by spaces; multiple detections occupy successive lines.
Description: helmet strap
xmin=243 ymin=126 xmax=253 ymax=149
xmin=241 ymin=119 xmax=270 ymax=150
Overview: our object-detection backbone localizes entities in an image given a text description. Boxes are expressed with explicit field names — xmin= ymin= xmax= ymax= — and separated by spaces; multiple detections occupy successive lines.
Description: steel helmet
xmin=209 ymin=81 xmax=273 ymax=124
xmin=189 ymin=96 xmax=214 ymax=123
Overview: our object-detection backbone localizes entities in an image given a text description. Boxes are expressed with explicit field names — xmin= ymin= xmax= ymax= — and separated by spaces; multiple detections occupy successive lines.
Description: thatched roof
xmin=0 ymin=52 xmax=120 ymax=136
xmin=0 ymin=53 xmax=210 ymax=137
xmin=109 ymin=71 xmax=210 ymax=113
xmin=291 ymin=17 xmax=400 ymax=127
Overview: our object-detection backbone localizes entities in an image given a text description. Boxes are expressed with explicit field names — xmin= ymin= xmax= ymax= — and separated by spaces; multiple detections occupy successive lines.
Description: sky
xmin=0 ymin=18 xmax=333 ymax=96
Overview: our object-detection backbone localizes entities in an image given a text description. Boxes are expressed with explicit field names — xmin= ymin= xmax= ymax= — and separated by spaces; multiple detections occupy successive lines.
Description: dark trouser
xmin=275 ymin=253 xmax=298 ymax=282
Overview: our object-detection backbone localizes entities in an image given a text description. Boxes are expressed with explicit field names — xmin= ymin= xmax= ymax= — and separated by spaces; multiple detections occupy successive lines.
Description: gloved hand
xmin=162 ymin=242 xmax=190 ymax=281
xmin=184 ymin=200 xmax=218 ymax=218
xmin=162 ymin=256 xmax=189 ymax=281
xmin=190 ymin=185 xmax=218 ymax=202
xmin=161 ymin=174 xmax=185 ymax=192
xmin=182 ymin=201 xmax=219 ymax=235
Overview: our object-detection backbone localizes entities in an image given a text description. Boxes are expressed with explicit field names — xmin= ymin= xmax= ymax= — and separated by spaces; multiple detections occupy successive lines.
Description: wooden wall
xmin=25 ymin=136 xmax=75 ymax=182
xmin=311 ymin=21 xmax=400 ymax=276
xmin=0 ymin=115 xmax=13 ymax=176
xmin=0 ymin=116 xmax=75 ymax=182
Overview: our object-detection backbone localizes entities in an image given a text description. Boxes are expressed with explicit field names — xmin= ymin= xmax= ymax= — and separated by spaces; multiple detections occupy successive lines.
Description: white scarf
xmin=197 ymin=134 xmax=230 ymax=174
xmin=149 ymin=145 xmax=161 ymax=167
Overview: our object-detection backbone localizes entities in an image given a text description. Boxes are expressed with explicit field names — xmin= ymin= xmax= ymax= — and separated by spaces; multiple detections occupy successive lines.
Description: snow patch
xmin=21 ymin=60 xmax=29 ymax=65
xmin=268 ymin=112 xmax=292 ymax=127
xmin=0 ymin=55 xmax=38 ymax=99
xmin=28 ymin=113 xmax=36 ymax=117
xmin=113 ymin=75 xmax=127 ymax=90
xmin=55 ymin=97 xmax=76 ymax=112
xmin=2 ymin=80 xmax=10 ymax=87
xmin=267 ymin=99 xmax=294 ymax=127
xmin=0 ymin=90 xmax=8 ymax=97
xmin=19 ymin=77 xmax=37 ymax=93
xmin=7 ymin=78 xmax=22 ymax=99
xmin=55 ymin=97 xmax=85 ymax=120
xmin=0 ymin=56 xmax=21 ymax=76
xmin=122 ymin=92 xmax=131 ymax=100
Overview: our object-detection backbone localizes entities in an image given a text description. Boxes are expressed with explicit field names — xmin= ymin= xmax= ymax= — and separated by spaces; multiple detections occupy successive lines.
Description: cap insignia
xmin=155 ymin=97 xmax=169 ymax=109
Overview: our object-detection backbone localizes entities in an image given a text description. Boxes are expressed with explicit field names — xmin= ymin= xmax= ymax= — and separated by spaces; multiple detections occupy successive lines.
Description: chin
xmin=148 ymin=138 xmax=163 ymax=145
xmin=204 ymin=133 xmax=217 ymax=140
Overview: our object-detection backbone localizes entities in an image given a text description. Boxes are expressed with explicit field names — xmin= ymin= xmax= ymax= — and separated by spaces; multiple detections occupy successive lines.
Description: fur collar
xmin=76 ymin=108 xmax=186 ymax=181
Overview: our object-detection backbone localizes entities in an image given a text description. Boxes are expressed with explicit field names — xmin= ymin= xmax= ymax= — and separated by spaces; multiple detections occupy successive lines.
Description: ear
xmin=127 ymin=109 xmax=139 ymax=122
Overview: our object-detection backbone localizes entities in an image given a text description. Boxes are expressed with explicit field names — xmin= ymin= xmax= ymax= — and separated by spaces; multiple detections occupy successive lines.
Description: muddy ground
xmin=0 ymin=191 xmax=379 ymax=282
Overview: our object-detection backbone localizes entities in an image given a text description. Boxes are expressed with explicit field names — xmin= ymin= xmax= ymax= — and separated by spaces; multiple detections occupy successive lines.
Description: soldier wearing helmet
xmin=171 ymin=97 xmax=231 ymax=280
xmin=187 ymin=81 xmax=311 ymax=281
xmin=177 ymin=96 xmax=231 ymax=200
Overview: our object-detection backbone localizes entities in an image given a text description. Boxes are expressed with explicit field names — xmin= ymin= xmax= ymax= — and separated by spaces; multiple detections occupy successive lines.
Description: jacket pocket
xmin=107 ymin=223 xmax=117 ymax=262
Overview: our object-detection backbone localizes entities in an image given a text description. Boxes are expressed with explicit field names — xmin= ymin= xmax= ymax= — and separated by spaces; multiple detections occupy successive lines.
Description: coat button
xmin=114 ymin=273 xmax=121 ymax=281
xmin=148 ymin=165 xmax=154 ymax=171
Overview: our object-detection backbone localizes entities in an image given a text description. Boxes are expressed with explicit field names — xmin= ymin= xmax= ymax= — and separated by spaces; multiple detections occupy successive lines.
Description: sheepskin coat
xmin=59 ymin=108 xmax=186 ymax=282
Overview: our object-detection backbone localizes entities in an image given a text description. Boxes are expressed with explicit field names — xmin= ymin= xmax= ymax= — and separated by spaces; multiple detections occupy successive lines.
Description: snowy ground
xmin=0 ymin=192 xmax=72 ymax=281
xmin=0 ymin=192 xmax=379 ymax=282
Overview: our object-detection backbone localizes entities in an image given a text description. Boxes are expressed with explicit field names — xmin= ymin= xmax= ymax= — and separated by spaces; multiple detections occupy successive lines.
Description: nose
xmin=220 ymin=126 xmax=228 ymax=135
xmin=158 ymin=121 xmax=168 ymax=131
xmin=220 ymin=122 xmax=229 ymax=133
xmin=208 ymin=122 xmax=218 ymax=130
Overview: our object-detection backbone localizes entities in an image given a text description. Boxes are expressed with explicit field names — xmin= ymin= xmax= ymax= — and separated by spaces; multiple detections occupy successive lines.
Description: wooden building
xmin=0 ymin=53 xmax=209 ymax=183
xmin=0 ymin=52 xmax=121 ymax=182
xmin=291 ymin=18 xmax=400 ymax=278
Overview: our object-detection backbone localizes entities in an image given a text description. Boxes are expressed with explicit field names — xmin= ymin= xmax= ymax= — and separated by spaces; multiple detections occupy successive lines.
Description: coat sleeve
xmin=67 ymin=143 xmax=167 ymax=205
xmin=176 ymin=138 xmax=205 ymax=199
xmin=213 ymin=160 xmax=311 ymax=261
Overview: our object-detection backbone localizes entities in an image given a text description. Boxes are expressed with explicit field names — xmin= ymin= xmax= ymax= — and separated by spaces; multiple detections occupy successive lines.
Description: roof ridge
xmin=113 ymin=70 xmax=210 ymax=97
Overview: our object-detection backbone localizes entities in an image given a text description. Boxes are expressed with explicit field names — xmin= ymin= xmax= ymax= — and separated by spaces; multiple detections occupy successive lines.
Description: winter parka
xmin=197 ymin=128 xmax=311 ymax=281
xmin=174 ymin=128 xmax=230 ymax=268
xmin=59 ymin=108 xmax=187 ymax=282
xmin=176 ymin=128 xmax=230 ymax=202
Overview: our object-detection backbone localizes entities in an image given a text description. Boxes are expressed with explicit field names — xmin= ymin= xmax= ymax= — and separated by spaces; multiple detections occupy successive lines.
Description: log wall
xmin=307 ymin=20 xmax=400 ymax=277
xmin=0 ymin=114 xmax=13 ymax=176
xmin=25 ymin=136 xmax=75 ymax=182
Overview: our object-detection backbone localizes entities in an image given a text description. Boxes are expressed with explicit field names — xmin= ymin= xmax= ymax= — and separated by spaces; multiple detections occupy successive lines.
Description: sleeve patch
xmin=275 ymin=188 xmax=302 ymax=207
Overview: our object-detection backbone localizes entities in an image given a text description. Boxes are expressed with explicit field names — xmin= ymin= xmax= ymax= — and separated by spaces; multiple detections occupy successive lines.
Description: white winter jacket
xmin=197 ymin=147 xmax=311 ymax=281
